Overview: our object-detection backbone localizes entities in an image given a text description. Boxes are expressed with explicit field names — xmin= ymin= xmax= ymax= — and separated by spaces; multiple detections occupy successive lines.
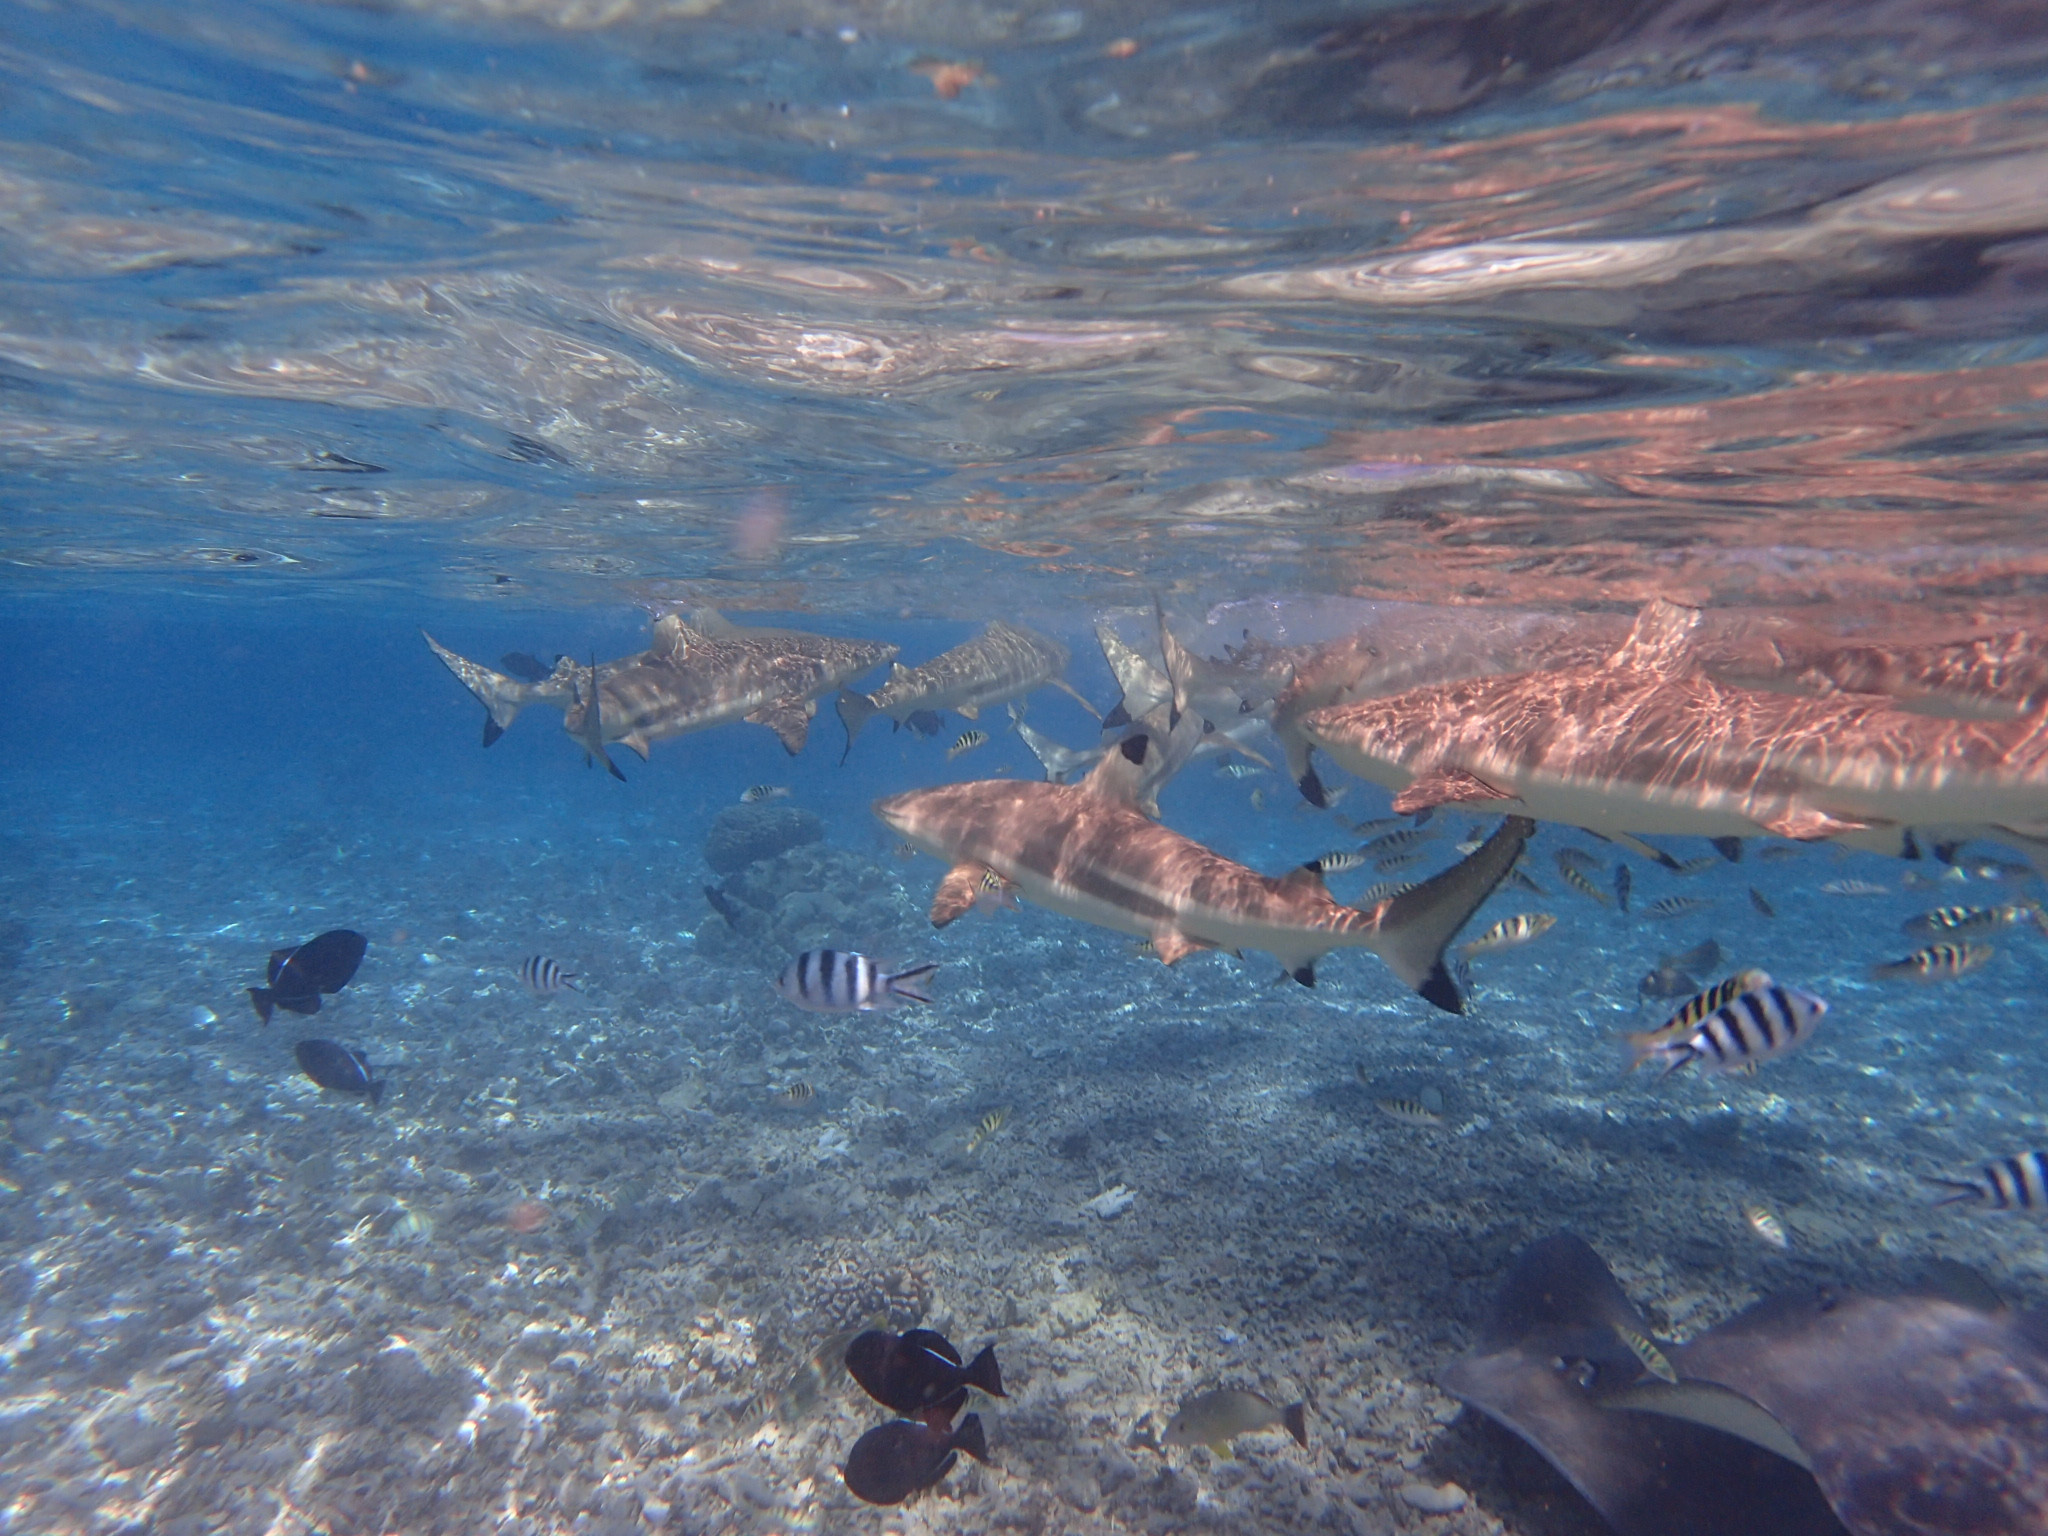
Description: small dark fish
xmin=499 ymin=651 xmax=554 ymax=683
xmin=843 ymin=1414 xmax=989 ymax=1506
xmin=518 ymin=955 xmax=579 ymax=994
xmin=704 ymin=885 xmax=743 ymax=929
xmin=740 ymin=784 xmax=791 ymax=804
xmin=294 ymin=1038 xmax=382 ymax=1104
xmin=1555 ymin=847 xmax=1602 ymax=874
xmin=1374 ymin=850 xmax=1425 ymax=874
xmin=249 ymin=929 xmax=367 ymax=1026
xmin=1673 ymin=855 xmax=1722 ymax=876
xmin=1756 ymin=845 xmax=1803 ymax=861
xmin=1613 ymin=864 xmax=1632 ymax=914
xmin=1556 ymin=858 xmax=1611 ymax=906
xmin=1637 ymin=963 xmax=1698 ymax=1001
xmin=903 ymin=710 xmax=946 ymax=737
xmin=1645 ymin=895 xmax=1713 ymax=919
xmin=1164 ymin=1389 xmax=1309 ymax=1458
xmin=1668 ymin=938 xmax=1725 ymax=973
xmin=1360 ymin=826 xmax=1435 ymax=857
xmin=1710 ymin=837 xmax=1745 ymax=863
xmin=1504 ymin=863 xmax=1547 ymax=896
xmin=1749 ymin=886 xmax=1776 ymax=918
xmin=846 ymin=1329 xmax=1005 ymax=1425
xmin=776 ymin=1082 xmax=816 ymax=1105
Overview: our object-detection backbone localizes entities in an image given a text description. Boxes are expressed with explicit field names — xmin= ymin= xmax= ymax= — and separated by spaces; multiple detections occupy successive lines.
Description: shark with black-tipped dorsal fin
xmin=423 ymin=611 xmax=896 ymax=766
xmin=1302 ymin=598 xmax=2048 ymax=865
xmin=874 ymin=727 xmax=1532 ymax=1013
xmin=837 ymin=620 xmax=1095 ymax=761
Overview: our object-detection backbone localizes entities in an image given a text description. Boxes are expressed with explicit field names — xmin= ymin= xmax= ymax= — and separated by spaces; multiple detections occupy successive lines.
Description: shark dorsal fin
xmin=650 ymin=613 xmax=690 ymax=659
xmin=686 ymin=608 xmax=741 ymax=639
xmin=1609 ymin=598 xmax=1704 ymax=675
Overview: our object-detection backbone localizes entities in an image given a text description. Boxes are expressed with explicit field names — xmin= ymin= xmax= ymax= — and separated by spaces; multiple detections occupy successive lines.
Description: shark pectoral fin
xmin=957 ymin=704 xmax=980 ymax=720
xmin=1391 ymin=767 xmax=1514 ymax=816
xmin=424 ymin=631 xmax=532 ymax=734
xmin=1371 ymin=816 xmax=1536 ymax=1015
xmin=649 ymin=614 xmax=689 ymax=659
xmin=1206 ymin=1439 xmax=1235 ymax=1461
xmin=1760 ymin=805 xmax=1869 ymax=841
xmin=619 ymin=731 xmax=652 ymax=762
xmin=746 ymin=701 xmax=813 ymax=755
xmin=931 ymin=863 xmax=988 ymax=928
xmin=1149 ymin=928 xmax=1209 ymax=965
xmin=1051 ymin=678 xmax=1099 ymax=718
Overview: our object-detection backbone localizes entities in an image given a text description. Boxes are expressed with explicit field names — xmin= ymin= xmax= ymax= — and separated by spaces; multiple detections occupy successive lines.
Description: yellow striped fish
xmin=1555 ymin=856 xmax=1611 ymax=906
xmin=1623 ymin=969 xmax=1773 ymax=1070
xmin=1745 ymin=1205 xmax=1789 ymax=1249
xmin=1615 ymin=1325 xmax=1678 ymax=1385
xmin=947 ymin=729 xmax=989 ymax=761
xmin=775 ymin=1082 xmax=816 ymax=1104
xmin=1901 ymin=902 xmax=2042 ymax=940
xmin=1313 ymin=849 xmax=1368 ymax=875
xmin=1644 ymin=895 xmax=1713 ymax=920
xmin=1457 ymin=912 xmax=1557 ymax=959
xmin=965 ymin=1107 xmax=1008 ymax=1153
xmin=1872 ymin=942 xmax=1993 ymax=982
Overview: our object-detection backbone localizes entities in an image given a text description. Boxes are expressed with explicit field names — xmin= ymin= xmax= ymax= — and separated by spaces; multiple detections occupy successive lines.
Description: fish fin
xmin=620 ymin=731 xmax=652 ymax=762
xmin=1711 ymin=836 xmax=1744 ymax=863
xmin=248 ymin=987 xmax=275 ymax=1026
xmin=890 ymin=662 xmax=912 ymax=682
xmin=884 ymin=962 xmax=939 ymax=1005
xmin=956 ymin=704 xmax=979 ymax=720
xmin=685 ymin=608 xmax=741 ymax=639
xmin=1608 ymin=597 xmax=1704 ymax=674
xmin=1619 ymin=1029 xmax=1663 ymax=1072
xmin=649 ymin=613 xmax=689 ymax=659
xmin=704 ymin=885 xmax=741 ymax=929
xmin=1760 ymin=804 xmax=1869 ymax=840
xmin=482 ymin=715 xmax=504 ymax=747
xmin=1391 ymin=766 xmax=1513 ymax=816
xmin=1050 ymin=678 xmax=1098 ymax=717
xmin=952 ymin=1413 xmax=990 ymax=1465
xmin=423 ymin=631 xmax=533 ymax=735
xmin=1207 ymin=1439 xmax=1235 ymax=1461
xmin=1101 ymin=699 xmax=1131 ymax=731
xmin=1291 ymin=963 xmax=1316 ymax=987
xmin=1368 ymin=817 xmax=1535 ymax=1015
xmin=836 ymin=690 xmax=878 ymax=761
xmin=1281 ymin=864 xmax=1331 ymax=895
xmin=1149 ymin=928 xmax=1209 ymax=966
xmin=931 ymin=863 xmax=989 ymax=928
xmin=1924 ymin=1177 xmax=1987 ymax=1208
xmin=1296 ymin=766 xmax=1327 ymax=807
xmin=1156 ymin=601 xmax=1194 ymax=729
xmin=1282 ymin=1402 xmax=1308 ymax=1449
xmin=964 ymin=1344 xmax=1005 ymax=1398
xmin=746 ymin=701 xmax=813 ymax=755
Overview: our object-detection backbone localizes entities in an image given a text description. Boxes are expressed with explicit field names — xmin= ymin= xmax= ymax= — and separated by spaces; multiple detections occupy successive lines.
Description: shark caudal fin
xmin=1368 ymin=816 xmax=1535 ymax=1013
xmin=423 ymin=631 xmax=537 ymax=746
xmin=836 ymin=689 xmax=880 ymax=762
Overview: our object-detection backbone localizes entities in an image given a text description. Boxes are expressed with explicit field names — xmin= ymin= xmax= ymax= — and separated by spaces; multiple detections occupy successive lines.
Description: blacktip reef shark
xmin=1302 ymin=597 xmax=2048 ymax=867
xmin=874 ymin=726 xmax=1533 ymax=1012
xmin=836 ymin=620 xmax=1094 ymax=761
xmin=424 ymin=611 xmax=896 ymax=772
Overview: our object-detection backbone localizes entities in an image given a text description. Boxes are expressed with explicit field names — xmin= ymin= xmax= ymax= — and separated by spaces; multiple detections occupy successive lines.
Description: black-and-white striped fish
xmin=1645 ymin=895 xmax=1713 ymax=920
xmin=1360 ymin=826 xmax=1435 ymax=857
xmin=1930 ymin=1151 xmax=2048 ymax=1213
xmin=947 ymin=729 xmax=989 ymax=761
xmin=1624 ymin=968 xmax=1772 ymax=1069
xmin=1613 ymin=864 xmax=1631 ymax=914
xmin=1311 ymin=848 xmax=1368 ymax=875
xmin=1902 ymin=902 xmax=2043 ymax=940
xmin=1457 ymin=912 xmax=1556 ymax=959
xmin=1872 ymin=942 xmax=1993 ymax=982
xmin=518 ymin=955 xmax=579 ymax=994
xmin=1636 ymin=983 xmax=1826 ymax=1077
xmin=1356 ymin=878 xmax=1418 ymax=904
xmin=773 ymin=949 xmax=937 ymax=1013
xmin=741 ymin=784 xmax=792 ymax=803
xmin=1555 ymin=856 xmax=1611 ymax=906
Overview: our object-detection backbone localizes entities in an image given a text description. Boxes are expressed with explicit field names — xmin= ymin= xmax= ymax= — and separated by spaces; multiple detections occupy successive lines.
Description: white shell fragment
xmin=1080 ymin=1184 xmax=1136 ymax=1219
xmin=1398 ymin=1480 xmax=1470 ymax=1513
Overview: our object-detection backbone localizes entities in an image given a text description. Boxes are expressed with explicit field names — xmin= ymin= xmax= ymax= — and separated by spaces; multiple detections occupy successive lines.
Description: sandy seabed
xmin=3 ymin=784 xmax=2045 ymax=1536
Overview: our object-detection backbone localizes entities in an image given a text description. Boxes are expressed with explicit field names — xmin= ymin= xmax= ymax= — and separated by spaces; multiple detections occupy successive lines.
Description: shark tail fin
xmin=836 ymin=690 xmax=879 ymax=762
xmin=1281 ymin=1402 xmax=1308 ymax=1449
xmin=1367 ymin=816 xmax=1534 ymax=1014
xmin=248 ymin=987 xmax=276 ymax=1026
xmin=1155 ymin=599 xmax=1193 ymax=729
xmin=423 ymin=631 xmax=533 ymax=742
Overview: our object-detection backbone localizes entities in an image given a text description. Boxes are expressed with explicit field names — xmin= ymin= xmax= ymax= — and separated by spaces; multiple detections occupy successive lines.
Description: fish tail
xmin=1282 ymin=1402 xmax=1308 ymax=1449
xmin=1924 ymin=1177 xmax=1986 ymax=1207
xmin=1368 ymin=817 xmax=1535 ymax=1014
xmin=422 ymin=631 xmax=534 ymax=745
xmin=836 ymin=690 xmax=878 ymax=762
xmin=1619 ymin=1029 xmax=1661 ymax=1071
xmin=885 ymin=962 xmax=939 ymax=1005
xmin=248 ymin=987 xmax=275 ymax=1026
xmin=368 ymin=1078 xmax=385 ymax=1107
xmin=952 ymin=1412 xmax=991 ymax=1465
xmin=964 ymin=1343 xmax=1005 ymax=1399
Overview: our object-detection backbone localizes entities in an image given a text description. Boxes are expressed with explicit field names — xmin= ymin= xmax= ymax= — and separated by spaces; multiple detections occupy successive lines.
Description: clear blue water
xmin=7 ymin=2 xmax=2048 ymax=1533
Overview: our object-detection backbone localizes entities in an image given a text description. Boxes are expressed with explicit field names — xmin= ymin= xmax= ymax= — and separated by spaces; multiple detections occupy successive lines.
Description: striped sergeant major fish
xmin=773 ymin=950 xmax=937 ymax=1013
xmin=1624 ymin=968 xmax=1773 ymax=1069
xmin=1457 ymin=912 xmax=1556 ymax=959
xmin=1637 ymin=984 xmax=1827 ymax=1077
xmin=1871 ymin=942 xmax=1994 ymax=982
xmin=1902 ymin=902 xmax=2045 ymax=940
xmin=1929 ymin=1151 xmax=2048 ymax=1213
xmin=518 ymin=955 xmax=579 ymax=994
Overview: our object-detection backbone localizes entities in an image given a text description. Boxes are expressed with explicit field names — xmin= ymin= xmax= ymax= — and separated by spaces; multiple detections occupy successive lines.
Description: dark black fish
xmin=1711 ymin=836 xmax=1744 ymax=863
xmin=903 ymin=710 xmax=946 ymax=738
xmin=1613 ymin=864 xmax=1632 ymax=914
xmin=846 ymin=1329 xmax=1004 ymax=1426
xmin=1750 ymin=886 xmax=1776 ymax=918
xmin=704 ymin=885 xmax=742 ymax=929
xmin=843 ymin=1414 xmax=989 ymax=1506
xmin=249 ymin=929 xmax=367 ymax=1026
xmin=499 ymin=651 xmax=555 ymax=683
xmin=294 ymin=1038 xmax=382 ymax=1104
